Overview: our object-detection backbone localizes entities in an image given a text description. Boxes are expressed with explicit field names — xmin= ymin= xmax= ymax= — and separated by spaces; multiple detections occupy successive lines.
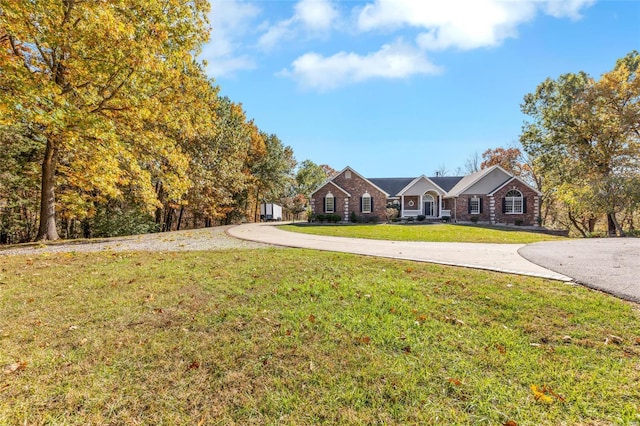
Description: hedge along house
xmin=310 ymin=165 xmax=542 ymax=225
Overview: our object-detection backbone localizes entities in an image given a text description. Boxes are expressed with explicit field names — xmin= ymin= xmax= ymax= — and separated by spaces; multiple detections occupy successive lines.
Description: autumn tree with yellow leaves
xmin=520 ymin=51 xmax=640 ymax=236
xmin=1 ymin=0 xmax=210 ymax=240
xmin=0 ymin=1 xmax=297 ymax=242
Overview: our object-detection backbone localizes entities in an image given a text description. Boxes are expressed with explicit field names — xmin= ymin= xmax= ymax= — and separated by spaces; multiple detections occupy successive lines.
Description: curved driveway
xmin=520 ymin=239 xmax=640 ymax=303
xmin=227 ymin=223 xmax=572 ymax=282
xmin=230 ymin=224 xmax=640 ymax=302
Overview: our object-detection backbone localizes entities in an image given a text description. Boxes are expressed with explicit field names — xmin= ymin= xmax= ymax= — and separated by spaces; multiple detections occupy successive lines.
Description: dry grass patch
xmin=0 ymin=249 xmax=638 ymax=425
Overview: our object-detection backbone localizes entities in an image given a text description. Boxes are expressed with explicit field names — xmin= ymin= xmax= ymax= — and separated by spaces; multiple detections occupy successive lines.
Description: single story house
xmin=310 ymin=165 xmax=541 ymax=225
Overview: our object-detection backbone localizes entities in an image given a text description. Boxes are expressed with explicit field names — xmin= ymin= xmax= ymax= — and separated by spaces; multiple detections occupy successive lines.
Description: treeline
xmin=478 ymin=51 xmax=640 ymax=237
xmin=0 ymin=1 xmax=319 ymax=243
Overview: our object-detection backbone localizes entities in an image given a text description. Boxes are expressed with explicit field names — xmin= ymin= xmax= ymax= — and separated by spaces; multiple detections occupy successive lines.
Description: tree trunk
xmin=255 ymin=189 xmax=260 ymax=223
xmin=165 ymin=207 xmax=174 ymax=232
xmin=36 ymin=138 xmax=60 ymax=241
xmin=567 ymin=209 xmax=587 ymax=238
xmin=607 ymin=213 xmax=616 ymax=237
xmin=608 ymin=212 xmax=625 ymax=237
xmin=176 ymin=206 xmax=184 ymax=231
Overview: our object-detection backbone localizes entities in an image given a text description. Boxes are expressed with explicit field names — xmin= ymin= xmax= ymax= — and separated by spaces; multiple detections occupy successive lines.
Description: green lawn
xmin=1 ymin=249 xmax=638 ymax=425
xmin=281 ymin=223 xmax=568 ymax=244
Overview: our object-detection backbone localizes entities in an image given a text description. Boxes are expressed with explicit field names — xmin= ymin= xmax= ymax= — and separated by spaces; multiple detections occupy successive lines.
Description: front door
xmin=424 ymin=200 xmax=434 ymax=216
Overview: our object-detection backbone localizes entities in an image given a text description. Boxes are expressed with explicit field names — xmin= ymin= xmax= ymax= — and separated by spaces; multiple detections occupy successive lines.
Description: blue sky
xmin=200 ymin=0 xmax=639 ymax=178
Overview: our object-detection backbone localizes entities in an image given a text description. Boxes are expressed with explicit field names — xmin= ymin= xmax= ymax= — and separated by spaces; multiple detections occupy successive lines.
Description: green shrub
xmin=350 ymin=211 xmax=357 ymax=223
xmin=316 ymin=214 xmax=325 ymax=223
xmin=407 ymin=216 xmax=415 ymax=222
xmin=331 ymin=214 xmax=342 ymax=223
xmin=87 ymin=204 xmax=160 ymax=238
xmin=417 ymin=215 xmax=426 ymax=222
xmin=514 ymin=219 xmax=524 ymax=226
xmin=470 ymin=215 xmax=479 ymax=223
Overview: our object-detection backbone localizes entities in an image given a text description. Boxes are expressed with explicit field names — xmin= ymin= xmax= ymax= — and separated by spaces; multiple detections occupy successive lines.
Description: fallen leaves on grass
xmin=605 ymin=335 xmax=623 ymax=345
xmin=3 ymin=361 xmax=27 ymax=374
xmin=444 ymin=316 xmax=466 ymax=326
xmin=531 ymin=384 xmax=565 ymax=404
xmin=308 ymin=314 xmax=316 ymax=323
xmin=357 ymin=336 xmax=371 ymax=345
xmin=447 ymin=378 xmax=462 ymax=386
xmin=503 ymin=421 xmax=518 ymax=426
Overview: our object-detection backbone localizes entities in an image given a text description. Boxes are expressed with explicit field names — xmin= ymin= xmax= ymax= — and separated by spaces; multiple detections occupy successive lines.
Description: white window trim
xmin=362 ymin=192 xmax=372 ymax=213
xmin=470 ymin=197 xmax=480 ymax=215
xmin=325 ymin=192 xmax=335 ymax=213
xmin=505 ymin=190 xmax=523 ymax=214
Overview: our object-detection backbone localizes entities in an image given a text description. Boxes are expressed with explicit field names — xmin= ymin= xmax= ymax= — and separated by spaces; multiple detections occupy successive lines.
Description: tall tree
xmin=0 ymin=0 xmax=210 ymax=240
xmin=250 ymin=133 xmax=296 ymax=221
xmin=481 ymin=147 xmax=525 ymax=176
xmin=464 ymin=151 xmax=481 ymax=174
xmin=295 ymin=160 xmax=327 ymax=200
xmin=520 ymin=51 xmax=640 ymax=236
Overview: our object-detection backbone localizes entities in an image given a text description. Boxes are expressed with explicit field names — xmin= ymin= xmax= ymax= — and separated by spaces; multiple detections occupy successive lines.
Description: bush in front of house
xmin=417 ymin=215 xmax=426 ymax=222
xmin=385 ymin=207 xmax=399 ymax=222
xmin=350 ymin=211 xmax=357 ymax=223
xmin=470 ymin=216 xmax=479 ymax=223
xmin=315 ymin=214 xmax=325 ymax=223
xmin=330 ymin=214 xmax=342 ymax=223
xmin=514 ymin=219 xmax=524 ymax=226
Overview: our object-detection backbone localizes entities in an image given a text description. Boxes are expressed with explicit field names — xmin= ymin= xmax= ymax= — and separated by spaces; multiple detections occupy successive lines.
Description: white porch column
xmin=401 ymin=195 xmax=404 ymax=217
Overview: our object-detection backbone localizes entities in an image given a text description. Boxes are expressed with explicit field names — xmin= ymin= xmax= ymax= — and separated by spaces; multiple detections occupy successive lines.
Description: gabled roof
xmin=397 ymin=175 xmax=450 ymax=195
xmin=368 ymin=178 xmax=414 ymax=197
xmin=445 ymin=165 xmax=511 ymax=197
xmin=309 ymin=180 xmax=351 ymax=197
xmin=338 ymin=166 xmax=390 ymax=196
xmin=429 ymin=176 xmax=464 ymax=193
xmin=488 ymin=176 xmax=543 ymax=196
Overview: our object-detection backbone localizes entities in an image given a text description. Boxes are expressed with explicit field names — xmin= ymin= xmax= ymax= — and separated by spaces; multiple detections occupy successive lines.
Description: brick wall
xmin=311 ymin=184 xmax=349 ymax=221
xmin=333 ymin=170 xmax=387 ymax=221
xmin=454 ymin=195 xmax=491 ymax=222
xmin=491 ymin=183 xmax=539 ymax=226
xmin=311 ymin=170 xmax=388 ymax=222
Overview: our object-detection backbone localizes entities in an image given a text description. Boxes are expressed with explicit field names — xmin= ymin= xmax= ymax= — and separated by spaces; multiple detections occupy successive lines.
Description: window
xmin=470 ymin=197 xmax=480 ymax=214
xmin=361 ymin=193 xmax=371 ymax=213
xmin=504 ymin=189 xmax=523 ymax=214
xmin=345 ymin=170 xmax=351 ymax=179
xmin=324 ymin=193 xmax=334 ymax=213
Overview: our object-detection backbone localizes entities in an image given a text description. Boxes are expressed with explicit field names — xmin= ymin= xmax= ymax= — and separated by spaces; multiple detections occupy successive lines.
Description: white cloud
xmin=201 ymin=0 xmax=261 ymax=77
xmin=280 ymin=41 xmax=441 ymax=91
xmin=357 ymin=0 xmax=595 ymax=51
xmin=258 ymin=0 xmax=339 ymax=50
xmin=295 ymin=0 xmax=339 ymax=31
xmin=543 ymin=0 xmax=597 ymax=19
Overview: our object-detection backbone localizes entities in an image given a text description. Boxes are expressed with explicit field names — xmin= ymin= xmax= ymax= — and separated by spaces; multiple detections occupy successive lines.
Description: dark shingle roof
xmin=368 ymin=178 xmax=415 ymax=196
xmin=429 ymin=176 xmax=464 ymax=193
xmin=368 ymin=176 xmax=464 ymax=196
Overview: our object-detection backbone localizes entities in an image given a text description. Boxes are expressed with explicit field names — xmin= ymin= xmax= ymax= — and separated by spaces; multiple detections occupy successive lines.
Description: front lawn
xmin=281 ymin=223 xmax=567 ymax=244
xmin=1 ymin=249 xmax=637 ymax=425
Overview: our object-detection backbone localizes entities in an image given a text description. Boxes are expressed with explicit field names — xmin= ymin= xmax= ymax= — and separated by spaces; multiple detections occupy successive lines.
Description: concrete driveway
xmin=519 ymin=238 xmax=640 ymax=303
xmin=227 ymin=223 xmax=571 ymax=281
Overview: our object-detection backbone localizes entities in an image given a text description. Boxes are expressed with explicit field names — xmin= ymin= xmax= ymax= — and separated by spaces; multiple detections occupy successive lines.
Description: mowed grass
xmin=1 ymin=249 xmax=638 ymax=425
xmin=281 ymin=223 xmax=567 ymax=244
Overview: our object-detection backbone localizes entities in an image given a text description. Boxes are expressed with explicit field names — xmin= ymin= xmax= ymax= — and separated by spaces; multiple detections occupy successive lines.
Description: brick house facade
xmin=489 ymin=178 xmax=540 ymax=225
xmin=310 ymin=168 xmax=388 ymax=222
xmin=310 ymin=166 xmax=541 ymax=225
